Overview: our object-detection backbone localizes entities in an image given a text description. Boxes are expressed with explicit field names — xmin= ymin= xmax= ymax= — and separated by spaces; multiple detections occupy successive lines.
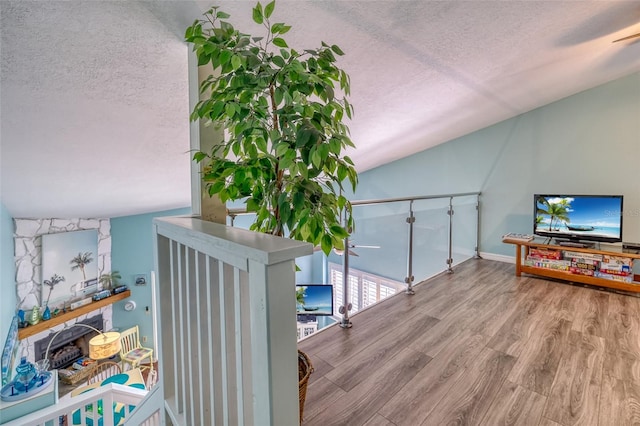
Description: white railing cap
xmin=154 ymin=216 xmax=313 ymax=266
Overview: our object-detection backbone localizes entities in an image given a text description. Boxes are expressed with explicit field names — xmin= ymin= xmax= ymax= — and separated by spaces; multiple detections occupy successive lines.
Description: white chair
xmin=119 ymin=326 xmax=154 ymax=373
xmin=88 ymin=361 xmax=121 ymax=385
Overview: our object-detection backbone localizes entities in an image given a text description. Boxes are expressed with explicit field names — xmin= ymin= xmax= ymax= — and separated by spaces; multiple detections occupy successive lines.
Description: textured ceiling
xmin=1 ymin=1 xmax=640 ymax=218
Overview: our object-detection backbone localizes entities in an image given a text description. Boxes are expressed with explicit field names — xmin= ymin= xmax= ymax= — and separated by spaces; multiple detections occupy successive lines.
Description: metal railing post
xmin=446 ymin=197 xmax=454 ymax=273
xmin=474 ymin=195 xmax=482 ymax=259
xmin=405 ymin=200 xmax=416 ymax=295
xmin=339 ymin=235 xmax=353 ymax=328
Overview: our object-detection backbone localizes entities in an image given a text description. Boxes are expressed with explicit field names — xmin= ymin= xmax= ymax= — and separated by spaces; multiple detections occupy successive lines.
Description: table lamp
xmin=42 ymin=323 xmax=121 ymax=371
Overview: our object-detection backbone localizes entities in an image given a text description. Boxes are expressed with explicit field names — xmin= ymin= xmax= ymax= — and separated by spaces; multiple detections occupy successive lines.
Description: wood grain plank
xmin=420 ymin=347 xmax=516 ymax=426
xmin=542 ymin=331 xmax=604 ymax=426
xmin=507 ymin=318 xmax=572 ymax=396
xmin=301 ymin=377 xmax=347 ymax=424
xmin=304 ymin=348 xmax=431 ymax=426
xmin=603 ymin=349 xmax=640 ymax=386
xmin=408 ymin=312 xmax=473 ymax=358
xmin=605 ymin=292 xmax=640 ymax=355
xmin=571 ymin=289 xmax=609 ymax=337
xmin=539 ymin=281 xmax=581 ymax=323
xmin=324 ymin=314 xmax=439 ymax=391
xmin=301 ymin=351 xmax=334 ymax=386
xmin=487 ymin=297 xmax=544 ymax=356
xmin=599 ymin=373 xmax=640 ymax=426
xmin=310 ymin=293 xmax=432 ymax=366
xmin=379 ymin=333 xmax=489 ymax=426
xmin=362 ymin=414 xmax=395 ymax=426
xmin=478 ymin=380 xmax=546 ymax=426
xmin=538 ymin=417 xmax=563 ymax=426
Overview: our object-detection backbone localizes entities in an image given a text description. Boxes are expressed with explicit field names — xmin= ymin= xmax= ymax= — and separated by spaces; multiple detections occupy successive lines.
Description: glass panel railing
xmin=412 ymin=197 xmax=452 ymax=282
xmin=225 ymin=192 xmax=481 ymax=335
xmin=324 ymin=201 xmax=409 ymax=328
xmin=451 ymin=195 xmax=479 ymax=265
xmin=346 ymin=201 xmax=410 ymax=283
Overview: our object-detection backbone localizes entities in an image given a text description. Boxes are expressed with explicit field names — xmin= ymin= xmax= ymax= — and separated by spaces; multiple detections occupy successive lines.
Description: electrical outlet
xmin=142 ymin=336 xmax=148 ymax=343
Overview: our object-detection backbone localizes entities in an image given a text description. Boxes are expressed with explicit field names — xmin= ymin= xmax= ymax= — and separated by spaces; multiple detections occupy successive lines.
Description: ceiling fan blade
xmin=332 ymin=248 xmax=359 ymax=257
xmin=613 ymin=32 xmax=640 ymax=43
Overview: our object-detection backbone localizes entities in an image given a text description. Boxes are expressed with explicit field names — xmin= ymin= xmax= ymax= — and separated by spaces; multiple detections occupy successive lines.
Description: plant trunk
xmin=270 ymin=84 xmax=284 ymax=237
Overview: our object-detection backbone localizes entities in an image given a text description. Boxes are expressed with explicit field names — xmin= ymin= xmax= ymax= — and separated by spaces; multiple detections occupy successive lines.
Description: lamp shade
xmin=88 ymin=331 xmax=121 ymax=360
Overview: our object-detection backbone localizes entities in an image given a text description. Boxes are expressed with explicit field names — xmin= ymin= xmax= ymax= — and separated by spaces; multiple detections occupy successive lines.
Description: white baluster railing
xmin=153 ymin=216 xmax=312 ymax=425
xmin=3 ymin=383 xmax=147 ymax=426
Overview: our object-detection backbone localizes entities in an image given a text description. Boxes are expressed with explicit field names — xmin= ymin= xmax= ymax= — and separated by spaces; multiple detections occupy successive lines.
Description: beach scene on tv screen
xmin=535 ymin=196 xmax=622 ymax=239
xmin=296 ymin=285 xmax=333 ymax=315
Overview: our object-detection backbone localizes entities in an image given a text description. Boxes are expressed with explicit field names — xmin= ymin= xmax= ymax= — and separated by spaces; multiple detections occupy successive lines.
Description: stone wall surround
xmin=13 ymin=218 xmax=114 ymax=361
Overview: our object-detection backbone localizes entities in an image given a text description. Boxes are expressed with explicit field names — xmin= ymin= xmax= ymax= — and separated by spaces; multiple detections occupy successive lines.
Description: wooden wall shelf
xmin=18 ymin=290 xmax=131 ymax=340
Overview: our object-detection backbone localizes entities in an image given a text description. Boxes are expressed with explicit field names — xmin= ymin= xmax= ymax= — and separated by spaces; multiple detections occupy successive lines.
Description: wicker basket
xmin=298 ymin=350 xmax=313 ymax=424
xmin=59 ymin=363 xmax=98 ymax=385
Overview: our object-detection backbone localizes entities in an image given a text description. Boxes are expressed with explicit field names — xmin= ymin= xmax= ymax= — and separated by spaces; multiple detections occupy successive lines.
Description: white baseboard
xmin=479 ymin=252 xmax=515 ymax=264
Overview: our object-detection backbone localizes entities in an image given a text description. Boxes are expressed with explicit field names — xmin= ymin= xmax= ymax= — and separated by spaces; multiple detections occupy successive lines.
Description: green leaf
xmin=272 ymin=37 xmax=288 ymax=48
xmin=330 ymin=225 xmax=349 ymax=238
xmin=252 ymin=3 xmax=264 ymax=24
xmin=331 ymin=44 xmax=345 ymax=55
xmin=197 ymin=53 xmax=210 ymax=66
xmin=275 ymin=143 xmax=289 ymax=157
xmin=219 ymin=50 xmax=232 ymax=65
xmin=231 ymin=55 xmax=242 ymax=70
xmin=210 ymin=101 xmax=225 ymax=119
xmin=272 ymin=55 xmax=285 ymax=67
xmin=274 ymin=87 xmax=284 ymax=106
xmin=264 ymin=0 xmax=276 ymax=19
xmin=246 ymin=198 xmax=260 ymax=212
xmin=321 ymin=234 xmax=332 ymax=256
xmin=216 ymin=11 xmax=231 ymax=19
xmin=193 ymin=151 xmax=207 ymax=162
xmin=280 ymin=202 xmax=291 ymax=224
xmin=293 ymin=192 xmax=305 ymax=209
xmin=225 ymin=102 xmax=236 ymax=118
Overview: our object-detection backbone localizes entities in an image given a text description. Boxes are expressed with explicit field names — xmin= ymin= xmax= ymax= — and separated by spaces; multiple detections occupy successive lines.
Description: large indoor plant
xmin=185 ymin=1 xmax=358 ymax=255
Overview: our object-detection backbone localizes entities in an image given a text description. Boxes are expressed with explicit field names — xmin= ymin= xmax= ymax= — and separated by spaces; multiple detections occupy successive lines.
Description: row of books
xmin=527 ymin=248 xmax=635 ymax=283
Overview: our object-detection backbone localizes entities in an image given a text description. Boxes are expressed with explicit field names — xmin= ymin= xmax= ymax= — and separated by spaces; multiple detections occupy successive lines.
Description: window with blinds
xmin=329 ymin=263 xmax=405 ymax=316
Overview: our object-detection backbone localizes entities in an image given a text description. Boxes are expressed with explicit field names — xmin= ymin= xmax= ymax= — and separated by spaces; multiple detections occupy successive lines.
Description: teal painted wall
xmin=355 ymin=72 xmax=640 ymax=259
xmin=0 ymin=203 xmax=16 ymax=343
xmin=110 ymin=207 xmax=191 ymax=349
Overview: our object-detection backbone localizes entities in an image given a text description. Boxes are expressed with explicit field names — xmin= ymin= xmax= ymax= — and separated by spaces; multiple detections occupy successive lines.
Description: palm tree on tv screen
xmin=296 ymin=287 xmax=306 ymax=309
xmin=537 ymin=197 xmax=572 ymax=231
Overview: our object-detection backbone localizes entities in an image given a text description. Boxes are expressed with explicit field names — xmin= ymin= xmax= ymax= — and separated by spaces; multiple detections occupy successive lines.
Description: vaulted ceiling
xmin=2 ymin=1 xmax=639 ymax=218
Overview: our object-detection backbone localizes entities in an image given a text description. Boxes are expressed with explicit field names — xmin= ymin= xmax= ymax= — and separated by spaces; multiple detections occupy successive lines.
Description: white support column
xmin=188 ymin=50 xmax=226 ymax=223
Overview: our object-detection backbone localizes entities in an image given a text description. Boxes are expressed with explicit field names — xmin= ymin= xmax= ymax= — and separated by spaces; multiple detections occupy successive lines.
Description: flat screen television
xmin=296 ymin=285 xmax=333 ymax=316
xmin=534 ymin=194 xmax=624 ymax=244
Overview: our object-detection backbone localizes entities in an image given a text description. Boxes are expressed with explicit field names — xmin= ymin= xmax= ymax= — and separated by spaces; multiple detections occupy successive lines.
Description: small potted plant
xmin=99 ymin=271 xmax=122 ymax=293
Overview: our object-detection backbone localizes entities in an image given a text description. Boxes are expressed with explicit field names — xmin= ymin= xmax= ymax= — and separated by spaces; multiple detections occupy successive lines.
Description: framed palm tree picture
xmin=41 ymin=229 xmax=99 ymax=310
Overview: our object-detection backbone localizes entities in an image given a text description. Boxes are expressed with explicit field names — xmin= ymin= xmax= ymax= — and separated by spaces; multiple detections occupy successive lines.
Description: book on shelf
xmin=594 ymin=271 xmax=634 ymax=283
xmin=601 ymin=255 xmax=633 ymax=266
xmin=529 ymin=248 xmax=562 ymax=260
xmin=562 ymin=251 xmax=603 ymax=262
xmin=600 ymin=262 xmax=632 ymax=275
xmin=525 ymin=257 xmax=571 ymax=270
xmin=569 ymin=266 xmax=596 ymax=276
xmin=570 ymin=259 xmax=599 ymax=271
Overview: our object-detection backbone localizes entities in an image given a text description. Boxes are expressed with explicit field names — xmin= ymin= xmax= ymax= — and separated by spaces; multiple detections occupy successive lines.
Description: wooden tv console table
xmin=503 ymin=238 xmax=640 ymax=293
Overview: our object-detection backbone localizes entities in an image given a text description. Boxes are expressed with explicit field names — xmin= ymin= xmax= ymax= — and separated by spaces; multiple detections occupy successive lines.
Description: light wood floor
xmin=298 ymin=259 xmax=640 ymax=426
